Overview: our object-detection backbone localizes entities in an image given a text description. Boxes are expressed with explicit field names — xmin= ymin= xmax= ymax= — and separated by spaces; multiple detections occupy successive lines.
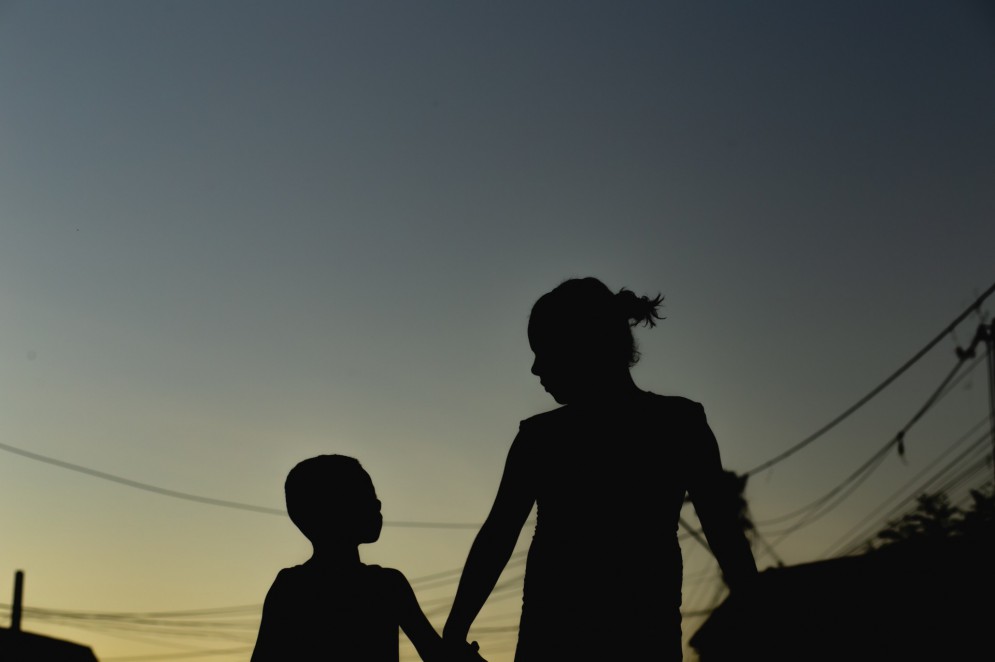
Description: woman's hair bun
xmin=614 ymin=288 xmax=664 ymax=328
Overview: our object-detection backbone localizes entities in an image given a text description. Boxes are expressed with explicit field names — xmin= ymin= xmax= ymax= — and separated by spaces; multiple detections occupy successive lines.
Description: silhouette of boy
xmin=251 ymin=454 xmax=485 ymax=662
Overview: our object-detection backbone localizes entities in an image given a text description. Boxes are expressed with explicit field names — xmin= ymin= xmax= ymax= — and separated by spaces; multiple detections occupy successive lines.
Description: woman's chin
xmin=548 ymin=390 xmax=572 ymax=405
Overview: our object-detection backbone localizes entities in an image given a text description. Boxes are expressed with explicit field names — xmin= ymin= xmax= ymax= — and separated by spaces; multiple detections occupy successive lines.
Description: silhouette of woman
xmin=443 ymin=277 xmax=758 ymax=661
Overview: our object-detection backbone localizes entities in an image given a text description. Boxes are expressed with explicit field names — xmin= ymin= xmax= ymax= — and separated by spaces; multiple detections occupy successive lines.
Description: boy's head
xmin=284 ymin=455 xmax=383 ymax=546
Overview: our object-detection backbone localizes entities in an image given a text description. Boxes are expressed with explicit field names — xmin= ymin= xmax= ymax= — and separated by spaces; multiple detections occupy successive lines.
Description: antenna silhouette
xmin=11 ymin=570 xmax=24 ymax=632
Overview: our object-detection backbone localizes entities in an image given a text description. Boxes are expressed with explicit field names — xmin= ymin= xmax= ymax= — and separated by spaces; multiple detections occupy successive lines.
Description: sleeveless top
xmin=251 ymin=561 xmax=401 ymax=661
xmin=513 ymin=392 xmax=717 ymax=661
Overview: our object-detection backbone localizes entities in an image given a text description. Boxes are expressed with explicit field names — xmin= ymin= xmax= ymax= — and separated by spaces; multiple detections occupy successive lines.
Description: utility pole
xmin=11 ymin=570 xmax=24 ymax=632
xmin=956 ymin=321 xmax=995 ymax=483
xmin=985 ymin=322 xmax=995 ymax=484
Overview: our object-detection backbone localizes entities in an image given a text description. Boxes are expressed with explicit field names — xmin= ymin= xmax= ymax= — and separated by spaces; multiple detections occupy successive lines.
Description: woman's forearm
xmin=444 ymin=520 xmax=519 ymax=640
xmin=447 ymin=428 xmax=534 ymax=641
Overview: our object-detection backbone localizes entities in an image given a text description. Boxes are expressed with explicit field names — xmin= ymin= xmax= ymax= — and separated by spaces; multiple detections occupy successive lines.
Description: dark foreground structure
xmin=689 ymin=535 xmax=993 ymax=661
xmin=0 ymin=628 xmax=99 ymax=661
xmin=1 ymin=571 xmax=99 ymax=661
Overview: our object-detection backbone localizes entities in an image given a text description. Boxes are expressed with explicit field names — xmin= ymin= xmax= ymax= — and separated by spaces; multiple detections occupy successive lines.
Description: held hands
xmin=444 ymin=639 xmax=487 ymax=662
xmin=464 ymin=641 xmax=487 ymax=662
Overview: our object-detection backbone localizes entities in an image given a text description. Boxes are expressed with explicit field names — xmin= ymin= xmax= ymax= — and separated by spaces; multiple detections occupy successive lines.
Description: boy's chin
xmin=359 ymin=524 xmax=383 ymax=544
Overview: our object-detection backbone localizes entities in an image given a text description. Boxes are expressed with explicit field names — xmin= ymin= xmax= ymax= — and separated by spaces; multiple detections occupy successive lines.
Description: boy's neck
xmin=310 ymin=544 xmax=362 ymax=567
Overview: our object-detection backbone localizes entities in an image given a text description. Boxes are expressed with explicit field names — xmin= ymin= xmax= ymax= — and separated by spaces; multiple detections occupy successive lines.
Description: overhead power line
xmin=0 ymin=438 xmax=286 ymax=515
xmin=4 ymin=282 xmax=991 ymax=530
xmin=754 ymin=353 xmax=987 ymax=561
xmin=0 ymin=438 xmax=486 ymax=528
xmin=828 ymin=430 xmax=992 ymax=558
xmin=746 ymin=280 xmax=995 ymax=476
xmin=814 ymin=415 xmax=990 ymax=559
xmin=683 ymin=352 xmax=978 ymax=556
xmin=101 ymin=647 xmax=252 ymax=661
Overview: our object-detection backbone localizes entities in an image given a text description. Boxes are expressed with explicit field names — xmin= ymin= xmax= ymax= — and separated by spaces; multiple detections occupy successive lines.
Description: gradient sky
xmin=2 ymin=2 xmax=994 ymax=660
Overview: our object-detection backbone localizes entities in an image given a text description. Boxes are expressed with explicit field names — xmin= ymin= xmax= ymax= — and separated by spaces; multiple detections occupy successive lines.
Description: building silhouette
xmin=0 ymin=571 xmax=99 ymax=661
xmin=689 ymin=533 xmax=993 ymax=661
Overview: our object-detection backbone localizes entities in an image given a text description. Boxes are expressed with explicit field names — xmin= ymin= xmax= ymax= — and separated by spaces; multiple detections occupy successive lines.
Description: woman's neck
xmin=575 ymin=368 xmax=642 ymax=405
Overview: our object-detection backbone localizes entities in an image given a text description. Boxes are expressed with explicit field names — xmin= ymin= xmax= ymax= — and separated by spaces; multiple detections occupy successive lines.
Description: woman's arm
xmin=443 ymin=428 xmax=536 ymax=643
xmin=686 ymin=403 xmax=759 ymax=593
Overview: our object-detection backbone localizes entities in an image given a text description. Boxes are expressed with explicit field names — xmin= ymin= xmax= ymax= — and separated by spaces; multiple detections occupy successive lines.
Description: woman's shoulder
xmin=645 ymin=392 xmax=706 ymax=414
xmin=518 ymin=404 xmax=574 ymax=434
xmin=518 ymin=393 xmax=706 ymax=424
xmin=646 ymin=394 xmax=714 ymax=434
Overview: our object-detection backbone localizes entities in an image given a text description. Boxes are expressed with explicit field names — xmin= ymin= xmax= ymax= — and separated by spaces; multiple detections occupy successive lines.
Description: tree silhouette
xmin=721 ymin=470 xmax=755 ymax=539
xmin=869 ymin=484 xmax=994 ymax=550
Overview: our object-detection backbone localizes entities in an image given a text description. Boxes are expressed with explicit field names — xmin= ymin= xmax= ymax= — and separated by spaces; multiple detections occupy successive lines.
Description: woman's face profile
xmin=528 ymin=322 xmax=590 ymax=405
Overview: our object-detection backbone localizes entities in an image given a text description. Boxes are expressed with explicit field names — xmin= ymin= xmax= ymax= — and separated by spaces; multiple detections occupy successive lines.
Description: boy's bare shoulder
xmin=365 ymin=564 xmax=404 ymax=580
xmin=361 ymin=564 xmax=412 ymax=592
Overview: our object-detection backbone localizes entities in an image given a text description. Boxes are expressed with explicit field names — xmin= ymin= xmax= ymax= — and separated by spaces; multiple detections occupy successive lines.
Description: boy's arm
xmin=393 ymin=570 xmax=487 ymax=662
xmin=394 ymin=569 xmax=444 ymax=661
